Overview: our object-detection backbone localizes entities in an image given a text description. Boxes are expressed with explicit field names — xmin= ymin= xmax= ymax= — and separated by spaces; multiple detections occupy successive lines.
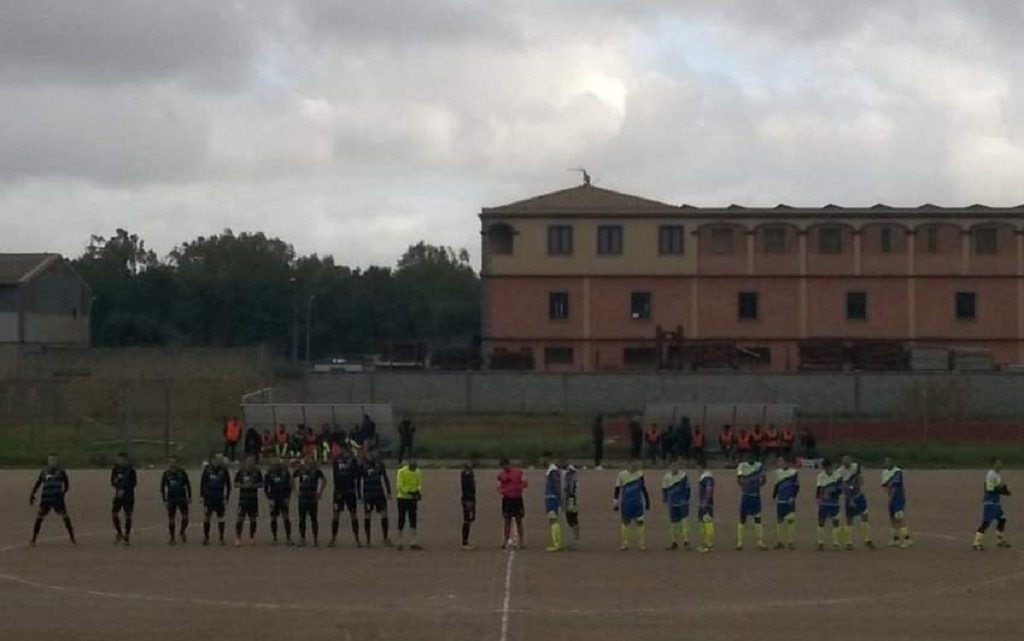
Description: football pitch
xmin=0 ymin=467 xmax=1020 ymax=640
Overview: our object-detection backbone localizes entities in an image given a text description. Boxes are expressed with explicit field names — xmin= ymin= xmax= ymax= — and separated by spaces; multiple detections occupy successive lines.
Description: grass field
xmin=0 ymin=466 xmax=1021 ymax=640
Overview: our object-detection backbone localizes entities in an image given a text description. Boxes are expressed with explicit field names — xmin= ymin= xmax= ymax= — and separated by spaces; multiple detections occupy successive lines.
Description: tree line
xmin=73 ymin=229 xmax=481 ymax=361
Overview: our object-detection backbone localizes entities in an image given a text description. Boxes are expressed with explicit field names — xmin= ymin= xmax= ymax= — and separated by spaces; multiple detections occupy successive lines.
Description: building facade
xmin=0 ymin=254 xmax=91 ymax=346
xmin=479 ymin=182 xmax=1024 ymax=372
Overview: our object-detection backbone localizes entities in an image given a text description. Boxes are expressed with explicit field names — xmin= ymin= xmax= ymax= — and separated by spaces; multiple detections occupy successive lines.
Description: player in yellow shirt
xmin=395 ymin=460 xmax=423 ymax=550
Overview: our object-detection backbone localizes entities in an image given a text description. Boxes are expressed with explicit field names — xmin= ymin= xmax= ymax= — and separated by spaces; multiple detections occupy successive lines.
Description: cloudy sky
xmin=2 ymin=0 xmax=1024 ymax=267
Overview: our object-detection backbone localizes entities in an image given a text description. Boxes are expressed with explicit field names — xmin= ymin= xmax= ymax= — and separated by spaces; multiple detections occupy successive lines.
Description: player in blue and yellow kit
xmin=697 ymin=461 xmax=715 ymax=552
xmin=661 ymin=459 xmax=691 ymax=550
xmin=614 ymin=460 xmax=651 ymax=551
xmin=881 ymin=457 xmax=911 ymax=548
xmin=541 ymin=453 xmax=563 ymax=552
xmin=736 ymin=453 xmax=767 ymax=550
xmin=816 ymin=458 xmax=843 ymax=551
xmin=838 ymin=455 xmax=874 ymax=550
xmin=973 ymin=458 xmax=1011 ymax=551
xmin=772 ymin=456 xmax=799 ymax=550
xmin=562 ymin=460 xmax=580 ymax=548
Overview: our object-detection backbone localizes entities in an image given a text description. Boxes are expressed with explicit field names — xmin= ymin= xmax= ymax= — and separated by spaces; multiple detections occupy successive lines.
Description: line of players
xmin=27 ymin=452 xmax=1012 ymax=552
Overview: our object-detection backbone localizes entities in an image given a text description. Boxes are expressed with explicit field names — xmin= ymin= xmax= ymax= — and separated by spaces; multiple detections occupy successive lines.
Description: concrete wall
xmin=275 ymin=371 xmax=1024 ymax=419
xmin=0 ymin=313 xmax=16 ymax=342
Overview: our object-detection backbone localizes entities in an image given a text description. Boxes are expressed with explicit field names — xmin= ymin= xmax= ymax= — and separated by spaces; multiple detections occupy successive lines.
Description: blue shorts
xmin=845 ymin=494 xmax=868 ymax=518
xmin=818 ymin=504 xmax=840 ymax=522
xmin=698 ymin=505 xmax=714 ymax=520
xmin=888 ymin=496 xmax=906 ymax=519
xmin=544 ymin=497 xmax=561 ymax=515
xmin=668 ymin=504 xmax=689 ymax=523
xmin=776 ymin=502 xmax=795 ymax=521
xmin=620 ymin=500 xmax=645 ymax=523
xmin=740 ymin=496 xmax=762 ymax=520
xmin=983 ymin=503 xmax=1005 ymax=522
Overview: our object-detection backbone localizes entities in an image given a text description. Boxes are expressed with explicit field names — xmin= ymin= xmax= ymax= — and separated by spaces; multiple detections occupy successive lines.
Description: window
xmin=547 ymin=225 xmax=573 ymax=255
xmin=974 ymin=228 xmax=998 ymax=255
xmin=658 ymin=225 xmax=684 ymax=255
xmin=711 ymin=227 xmax=734 ymax=254
xmin=549 ymin=292 xmax=569 ymax=320
xmin=880 ymin=228 xmax=892 ymax=253
xmin=762 ymin=227 xmax=787 ymax=253
xmin=818 ymin=226 xmax=843 ymax=254
xmin=544 ymin=346 xmax=574 ymax=365
xmin=738 ymin=291 xmax=758 ymax=320
xmin=597 ymin=225 xmax=623 ymax=255
xmin=926 ymin=226 xmax=939 ymax=253
xmin=489 ymin=224 xmax=514 ymax=255
xmin=623 ymin=347 xmax=658 ymax=366
xmin=630 ymin=292 xmax=651 ymax=320
xmin=956 ymin=292 xmax=976 ymax=320
xmin=846 ymin=292 xmax=867 ymax=320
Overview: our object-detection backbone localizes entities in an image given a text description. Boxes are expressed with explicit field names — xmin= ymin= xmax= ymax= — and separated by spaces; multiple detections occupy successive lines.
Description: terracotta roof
xmin=0 ymin=253 xmax=61 ymax=285
xmin=481 ymin=183 xmax=678 ymax=216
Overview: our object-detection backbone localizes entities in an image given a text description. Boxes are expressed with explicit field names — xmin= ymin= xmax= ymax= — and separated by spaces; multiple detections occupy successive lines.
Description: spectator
xmin=289 ymin=425 xmax=305 ymax=458
xmin=751 ymin=424 xmax=765 ymax=459
xmin=676 ymin=417 xmax=692 ymax=460
xmin=781 ymin=425 xmax=796 ymax=457
xmin=303 ymin=426 xmax=318 ymax=459
xmin=799 ymin=428 xmax=818 ymax=459
xmin=591 ymin=414 xmax=604 ymax=469
xmin=736 ymin=428 xmax=752 ymax=462
xmin=718 ymin=424 xmax=736 ymax=465
xmin=764 ymin=424 xmax=780 ymax=459
xmin=223 ymin=416 xmax=242 ymax=461
xmin=261 ymin=429 xmax=274 ymax=460
xmin=628 ymin=416 xmax=643 ymax=459
xmin=398 ymin=417 xmax=416 ymax=463
xmin=360 ymin=413 xmax=378 ymax=450
xmin=645 ymin=423 xmax=659 ymax=464
xmin=691 ymin=424 xmax=706 ymax=465
xmin=243 ymin=423 xmax=261 ymax=463
xmin=318 ymin=425 xmax=331 ymax=461
xmin=660 ymin=423 xmax=675 ymax=462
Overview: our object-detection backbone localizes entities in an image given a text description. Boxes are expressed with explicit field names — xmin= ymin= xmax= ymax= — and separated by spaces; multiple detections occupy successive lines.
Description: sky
xmin=2 ymin=0 xmax=1024 ymax=268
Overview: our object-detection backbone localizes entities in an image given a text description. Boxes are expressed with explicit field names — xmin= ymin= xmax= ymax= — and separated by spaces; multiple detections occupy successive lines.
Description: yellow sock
xmin=754 ymin=522 xmax=764 ymax=546
xmin=736 ymin=523 xmax=744 ymax=547
xmin=550 ymin=523 xmax=561 ymax=549
xmin=973 ymin=531 xmax=984 ymax=546
xmin=890 ymin=527 xmax=899 ymax=542
xmin=900 ymin=526 xmax=910 ymax=540
xmin=681 ymin=518 xmax=690 ymax=545
xmin=861 ymin=521 xmax=871 ymax=543
xmin=816 ymin=525 xmax=825 ymax=545
xmin=832 ymin=524 xmax=841 ymax=546
xmin=786 ymin=516 xmax=796 ymax=544
xmin=620 ymin=523 xmax=629 ymax=547
xmin=775 ymin=522 xmax=783 ymax=543
xmin=707 ymin=521 xmax=715 ymax=547
xmin=667 ymin=520 xmax=677 ymax=544
xmin=637 ymin=523 xmax=646 ymax=548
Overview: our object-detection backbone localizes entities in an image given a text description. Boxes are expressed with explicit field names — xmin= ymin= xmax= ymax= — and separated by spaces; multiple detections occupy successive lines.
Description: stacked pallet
xmin=852 ymin=341 xmax=907 ymax=370
xmin=909 ymin=346 xmax=950 ymax=371
xmin=952 ymin=348 xmax=994 ymax=371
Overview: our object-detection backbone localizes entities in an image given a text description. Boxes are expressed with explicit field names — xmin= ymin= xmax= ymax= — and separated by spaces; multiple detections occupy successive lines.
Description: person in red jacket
xmin=750 ymin=424 xmax=765 ymax=459
xmin=781 ymin=426 xmax=796 ymax=457
xmin=275 ymin=424 xmax=289 ymax=457
xmin=645 ymin=424 xmax=660 ymax=464
xmin=496 ymin=458 xmax=528 ymax=548
xmin=692 ymin=425 xmax=706 ymax=465
xmin=764 ymin=424 xmax=780 ymax=458
xmin=718 ymin=424 xmax=736 ymax=465
xmin=223 ymin=417 xmax=242 ymax=462
xmin=736 ymin=429 xmax=752 ymax=461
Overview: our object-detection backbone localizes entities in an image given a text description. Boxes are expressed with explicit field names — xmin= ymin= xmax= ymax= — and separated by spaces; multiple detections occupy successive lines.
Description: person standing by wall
xmin=629 ymin=415 xmax=643 ymax=460
xmin=398 ymin=417 xmax=416 ymax=464
xmin=223 ymin=417 xmax=242 ymax=462
xmin=676 ymin=418 xmax=692 ymax=462
xmin=591 ymin=414 xmax=604 ymax=469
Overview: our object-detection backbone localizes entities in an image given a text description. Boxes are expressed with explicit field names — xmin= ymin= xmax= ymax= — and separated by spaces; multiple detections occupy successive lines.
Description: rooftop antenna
xmin=569 ymin=167 xmax=591 ymax=186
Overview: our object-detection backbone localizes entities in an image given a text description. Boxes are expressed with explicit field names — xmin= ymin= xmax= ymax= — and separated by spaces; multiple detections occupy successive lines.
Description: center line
xmin=498 ymin=547 xmax=516 ymax=641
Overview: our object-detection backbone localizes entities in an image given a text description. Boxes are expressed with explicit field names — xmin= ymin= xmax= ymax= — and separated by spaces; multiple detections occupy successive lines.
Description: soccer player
xmin=880 ymin=457 xmax=911 ymax=548
xmin=562 ymin=459 xmax=580 ymax=548
xmin=330 ymin=450 xmax=363 ymax=547
xmin=614 ymin=460 xmax=650 ymax=551
xmin=200 ymin=454 xmax=232 ymax=546
xmin=461 ymin=460 xmax=477 ymax=550
xmin=772 ymin=456 xmax=799 ymax=550
xmin=263 ymin=456 xmax=294 ymax=545
xmin=361 ymin=453 xmax=392 ymax=546
xmin=697 ymin=461 xmax=715 ymax=553
xmin=541 ymin=452 xmax=563 ymax=552
xmin=496 ymin=458 xmax=528 ymax=549
xmin=736 ymin=452 xmax=767 ymax=551
xmin=973 ymin=458 xmax=1011 ymax=551
xmin=29 ymin=454 xmax=76 ymax=546
xmin=396 ymin=459 xmax=423 ymax=550
xmin=838 ymin=454 xmax=874 ymax=550
xmin=815 ymin=458 xmax=843 ymax=551
xmin=233 ymin=455 xmax=263 ymax=546
xmin=110 ymin=451 xmax=137 ymax=546
xmin=661 ymin=459 xmax=691 ymax=550
xmin=161 ymin=456 xmax=191 ymax=544
xmin=293 ymin=455 xmax=326 ymax=546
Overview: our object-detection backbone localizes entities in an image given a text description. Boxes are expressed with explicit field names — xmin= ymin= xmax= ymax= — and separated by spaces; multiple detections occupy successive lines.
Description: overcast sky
xmin=2 ymin=1 xmax=1024 ymax=267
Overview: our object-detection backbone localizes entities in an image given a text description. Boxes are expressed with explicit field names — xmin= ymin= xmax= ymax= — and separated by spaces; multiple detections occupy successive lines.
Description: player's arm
xmin=129 ymin=468 xmax=138 ymax=491
xmin=613 ymin=481 xmax=621 ymax=511
xmin=383 ymin=466 xmax=392 ymax=499
xmin=29 ymin=472 xmax=42 ymax=504
xmin=110 ymin=467 xmax=117 ymax=488
xmin=62 ymin=470 xmax=70 ymax=495
xmin=224 ymin=469 xmax=232 ymax=502
xmin=199 ymin=471 xmax=208 ymax=498
xmin=184 ymin=472 xmax=193 ymax=503
xmin=998 ymin=484 xmax=1011 ymax=496
xmin=317 ymin=470 xmax=327 ymax=499
xmin=771 ymin=482 xmax=779 ymax=499
xmin=356 ymin=466 xmax=363 ymax=501
xmin=160 ymin=473 xmax=169 ymax=503
xmin=683 ymin=480 xmax=691 ymax=504
xmin=661 ymin=482 xmax=668 ymax=504
xmin=793 ymin=479 xmax=800 ymax=499
xmin=641 ymin=481 xmax=651 ymax=510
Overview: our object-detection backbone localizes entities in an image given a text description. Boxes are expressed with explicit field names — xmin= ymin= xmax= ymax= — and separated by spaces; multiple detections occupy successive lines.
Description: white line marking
xmin=499 ymin=547 xmax=515 ymax=641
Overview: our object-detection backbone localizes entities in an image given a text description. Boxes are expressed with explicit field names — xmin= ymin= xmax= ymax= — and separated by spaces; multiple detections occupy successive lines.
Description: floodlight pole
xmin=305 ymin=295 xmax=316 ymax=364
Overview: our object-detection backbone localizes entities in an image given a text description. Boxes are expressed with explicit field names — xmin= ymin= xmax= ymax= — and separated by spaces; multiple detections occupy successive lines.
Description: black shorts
xmin=333 ymin=493 xmax=358 ymax=514
xmin=38 ymin=498 xmax=66 ymax=516
xmin=166 ymin=499 xmax=189 ymax=517
xmin=363 ymin=495 xmax=387 ymax=513
xmin=269 ymin=498 xmax=290 ymax=516
xmin=462 ymin=499 xmax=476 ymax=523
xmin=501 ymin=497 xmax=524 ymax=519
xmin=298 ymin=501 xmax=319 ymax=518
xmin=238 ymin=501 xmax=259 ymax=519
xmin=204 ymin=500 xmax=226 ymax=518
xmin=112 ymin=496 xmax=135 ymax=514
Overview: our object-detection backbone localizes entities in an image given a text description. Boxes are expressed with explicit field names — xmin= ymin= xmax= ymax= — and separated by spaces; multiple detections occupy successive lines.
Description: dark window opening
xmin=630 ymin=292 xmax=651 ymax=320
xmin=548 ymin=225 xmax=573 ymax=255
xmin=549 ymin=291 xmax=569 ymax=320
xmin=956 ymin=291 xmax=976 ymax=320
xmin=974 ymin=228 xmax=998 ymax=255
xmin=762 ymin=227 xmax=787 ymax=253
xmin=544 ymin=347 xmax=574 ymax=365
xmin=623 ymin=347 xmax=658 ymax=367
xmin=818 ymin=226 xmax=843 ymax=254
xmin=658 ymin=225 xmax=684 ymax=255
xmin=738 ymin=291 xmax=758 ymax=320
xmin=736 ymin=346 xmax=771 ymax=367
xmin=711 ymin=227 xmax=734 ymax=255
xmin=489 ymin=224 xmax=514 ymax=255
xmin=597 ymin=225 xmax=623 ymax=255
xmin=880 ymin=228 xmax=892 ymax=253
xmin=846 ymin=292 xmax=867 ymax=320
xmin=926 ymin=226 xmax=939 ymax=253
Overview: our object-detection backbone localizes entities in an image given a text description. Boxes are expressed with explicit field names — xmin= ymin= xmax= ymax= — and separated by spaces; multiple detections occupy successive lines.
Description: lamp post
xmin=305 ymin=294 xmax=316 ymax=365
xmin=289 ymin=277 xmax=298 ymax=365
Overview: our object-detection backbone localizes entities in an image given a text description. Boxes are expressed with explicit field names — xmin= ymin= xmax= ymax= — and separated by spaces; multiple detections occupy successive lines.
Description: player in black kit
xmin=110 ymin=452 xmax=137 ymax=546
xmin=264 ymin=456 xmax=294 ymax=545
xmin=234 ymin=455 xmax=263 ymax=546
xmin=330 ymin=451 xmax=363 ymax=547
xmin=161 ymin=456 xmax=192 ymax=544
xmin=294 ymin=454 xmax=326 ymax=546
xmin=29 ymin=453 xmax=76 ymax=546
xmin=360 ymin=453 xmax=392 ymax=546
xmin=200 ymin=455 xmax=232 ymax=545
xmin=461 ymin=460 xmax=476 ymax=550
